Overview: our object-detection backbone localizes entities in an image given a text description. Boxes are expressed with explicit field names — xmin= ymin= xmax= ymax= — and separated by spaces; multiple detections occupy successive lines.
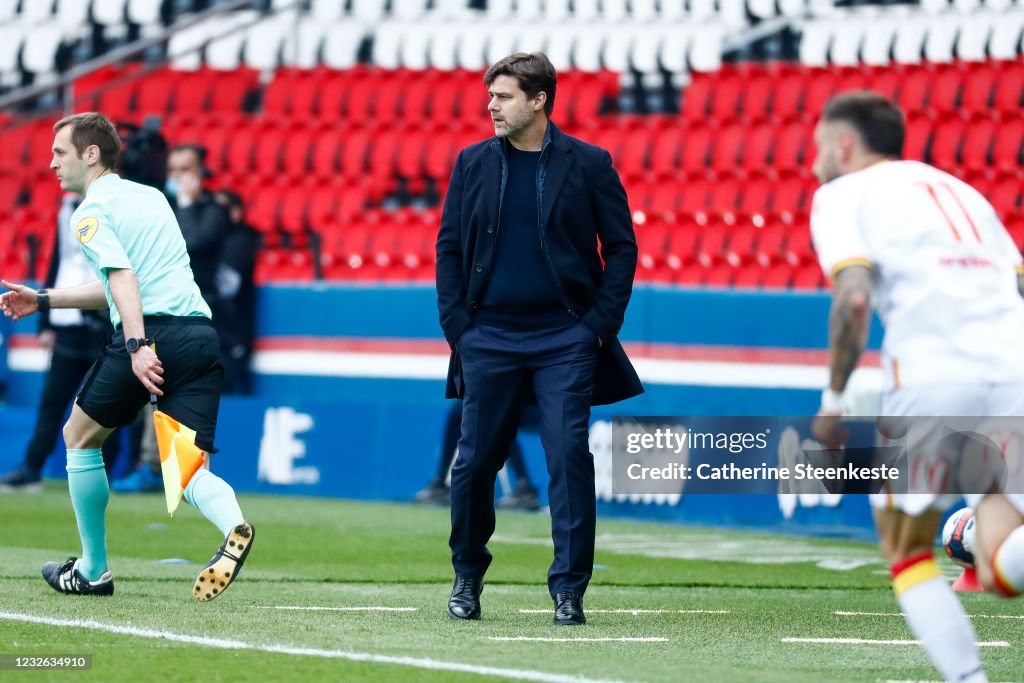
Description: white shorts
xmin=869 ymin=383 xmax=1024 ymax=516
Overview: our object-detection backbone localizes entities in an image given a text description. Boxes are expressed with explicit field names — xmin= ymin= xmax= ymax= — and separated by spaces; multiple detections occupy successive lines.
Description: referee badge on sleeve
xmin=76 ymin=217 xmax=99 ymax=243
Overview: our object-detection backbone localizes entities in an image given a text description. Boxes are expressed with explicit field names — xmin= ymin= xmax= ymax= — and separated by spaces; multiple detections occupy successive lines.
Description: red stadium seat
xmin=649 ymin=180 xmax=680 ymax=214
xmin=960 ymin=116 xmax=995 ymax=171
xmin=903 ymin=115 xmax=932 ymax=162
xmin=396 ymin=129 xmax=427 ymax=182
xmin=708 ymin=69 xmax=744 ymax=123
xmin=374 ymin=72 xmax=406 ymax=125
xmin=679 ymin=177 xmax=711 ymax=214
xmin=762 ymin=261 xmax=794 ymax=289
xmin=710 ymin=123 xmax=745 ymax=172
xmin=739 ymin=175 xmax=773 ymax=215
xmin=618 ymin=127 xmax=653 ymax=181
xmin=992 ymin=118 xmax=1024 ymax=172
xmin=990 ymin=178 xmax=1021 ymax=219
xmin=224 ymin=124 xmax=260 ymax=174
xmin=636 ymin=221 xmax=670 ymax=272
xmin=424 ymin=130 xmax=458 ymax=181
xmin=993 ymin=62 xmax=1024 ymax=113
xmin=252 ymin=127 xmax=288 ymax=177
xmin=171 ymin=68 xmax=216 ymax=114
xmin=339 ymin=128 xmax=372 ymax=178
xmin=742 ymin=123 xmax=775 ymax=173
xmin=929 ymin=67 xmax=963 ymax=115
xmin=792 ymin=262 xmax=825 ymax=289
xmin=680 ymin=75 xmax=713 ymax=123
xmin=740 ymin=69 xmax=775 ymax=122
xmin=930 ymin=116 xmax=965 ymax=171
xmin=279 ymin=186 xmax=310 ymax=237
xmin=281 ymin=128 xmax=315 ymax=180
xmin=733 ymin=260 xmax=762 ymax=288
xmin=679 ymin=126 xmax=712 ymax=175
xmin=771 ymin=70 xmax=805 ymax=121
xmin=310 ymin=129 xmax=344 ymax=179
xmin=344 ymin=76 xmax=377 ymax=122
xmin=262 ymin=69 xmax=297 ymax=117
xmin=135 ymin=68 xmax=176 ymax=114
xmin=803 ymin=73 xmax=837 ymax=119
xmin=209 ymin=69 xmax=258 ymax=113
xmin=867 ymin=67 xmax=901 ymax=102
xmin=897 ymin=69 xmax=932 ymax=113
xmin=708 ymin=178 xmax=741 ymax=213
xmin=650 ymin=127 xmax=683 ymax=179
xmin=702 ymin=259 xmax=734 ymax=287
xmin=961 ymin=63 xmax=996 ymax=112
xmin=773 ymin=122 xmax=809 ymax=172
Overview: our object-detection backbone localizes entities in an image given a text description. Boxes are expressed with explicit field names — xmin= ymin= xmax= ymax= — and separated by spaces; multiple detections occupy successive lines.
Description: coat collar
xmin=484 ymin=121 xmax=573 ymax=228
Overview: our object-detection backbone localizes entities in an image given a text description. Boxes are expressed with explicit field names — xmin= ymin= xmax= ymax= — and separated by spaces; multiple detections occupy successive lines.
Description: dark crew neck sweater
xmin=478 ymin=145 xmax=566 ymax=329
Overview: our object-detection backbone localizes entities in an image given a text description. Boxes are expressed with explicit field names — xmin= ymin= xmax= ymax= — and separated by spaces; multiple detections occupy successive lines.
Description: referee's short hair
xmin=484 ymin=52 xmax=557 ymax=117
xmin=821 ymin=91 xmax=905 ymax=158
xmin=53 ymin=112 xmax=121 ymax=170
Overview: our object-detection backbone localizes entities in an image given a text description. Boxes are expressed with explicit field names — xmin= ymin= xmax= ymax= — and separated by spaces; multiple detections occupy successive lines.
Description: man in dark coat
xmin=435 ymin=51 xmax=642 ymax=626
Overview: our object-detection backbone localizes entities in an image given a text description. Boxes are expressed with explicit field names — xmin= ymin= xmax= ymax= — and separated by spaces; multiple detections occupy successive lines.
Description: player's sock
xmin=184 ymin=468 xmax=245 ymax=537
xmin=991 ymin=526 xmax=1024 ymax=597
xmin=66 ymin=448 xmax=109 ymax=581
xmin=892 ymin=552 xmax=988 ymax=683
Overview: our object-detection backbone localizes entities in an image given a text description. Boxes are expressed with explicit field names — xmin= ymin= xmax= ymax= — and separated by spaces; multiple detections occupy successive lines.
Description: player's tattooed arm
xmin=827 ymin=264 xmax=873 ymax=392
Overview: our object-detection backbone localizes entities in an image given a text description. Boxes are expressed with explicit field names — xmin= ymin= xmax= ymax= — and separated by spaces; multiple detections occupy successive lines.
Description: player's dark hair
xmin=484 ymin=52 xmax=557 ymax=117
xmin=53 ymin=112 xmax=121 ymax=170
xmin=821 ymin=91 xmax=905 ymax=158
xmin=170 ymin=143 xmax=212 ymax=178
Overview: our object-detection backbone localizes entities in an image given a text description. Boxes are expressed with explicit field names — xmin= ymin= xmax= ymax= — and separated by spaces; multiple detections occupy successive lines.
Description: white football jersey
xmin=811 ymin=160 xmax=1024 ymax=391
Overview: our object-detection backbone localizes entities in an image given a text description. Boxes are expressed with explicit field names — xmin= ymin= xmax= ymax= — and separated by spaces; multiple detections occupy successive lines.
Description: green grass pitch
xmin=1 ymin=486 xmax=1022 ymax=682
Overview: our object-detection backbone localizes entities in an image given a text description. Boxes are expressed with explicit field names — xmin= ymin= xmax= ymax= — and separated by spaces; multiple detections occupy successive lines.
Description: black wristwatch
xmin=126 ymin=337 xmax=154 ymax=353
xmin=36 ymin=289 xmax=50 ymax=313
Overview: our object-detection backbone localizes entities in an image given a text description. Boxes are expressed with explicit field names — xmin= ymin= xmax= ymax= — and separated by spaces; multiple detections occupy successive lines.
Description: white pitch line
xmin=837 ymin=610 xmax=1024 ymax=620
xmin=0 ymin=611 xmax=635 ymax=683
xmin=489 ymin=637 xmax=669 ymax=643
xmin=254 ymin=606 xmax=418 ymax=612
xmin=518 ymin=609 xmax=728 ymax=615
xmin=879 ymin=680 xmax=1021 ymax=683
xmin=783 ymin=637 xmax=1009 ymax=647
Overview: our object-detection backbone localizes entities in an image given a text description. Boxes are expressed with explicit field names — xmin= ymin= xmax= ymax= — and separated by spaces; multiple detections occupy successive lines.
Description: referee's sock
xmin=184 ymin=469 xmax=245 ymax=537
xmin=892 ymin=552 xmax=988 ymax=683
xmin=66 ymin=448 xmax=109 ymax=582
xmin=990 ymin=525 xmax=1024 ymax=597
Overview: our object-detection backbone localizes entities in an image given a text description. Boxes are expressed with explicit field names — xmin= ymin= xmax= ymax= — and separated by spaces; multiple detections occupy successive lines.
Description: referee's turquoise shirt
xmin=70 ymin=174 xmax=211 ymax=329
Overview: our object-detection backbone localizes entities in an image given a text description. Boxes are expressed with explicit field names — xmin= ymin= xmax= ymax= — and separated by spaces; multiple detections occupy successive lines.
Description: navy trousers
xmin=449 ymin=317 xmax=599 ymax=597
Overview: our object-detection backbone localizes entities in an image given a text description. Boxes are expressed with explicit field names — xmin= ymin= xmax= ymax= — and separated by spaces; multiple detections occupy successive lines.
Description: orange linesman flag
xmin=153 ymin=409 xmax=207 ymax=515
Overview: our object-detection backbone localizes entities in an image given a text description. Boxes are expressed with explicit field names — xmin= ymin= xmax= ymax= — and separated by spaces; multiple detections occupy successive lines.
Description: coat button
xmin=486 ymin=224 xmax=494 ymax=234
xmin=475 ymin=263 xmax=484 ymax=272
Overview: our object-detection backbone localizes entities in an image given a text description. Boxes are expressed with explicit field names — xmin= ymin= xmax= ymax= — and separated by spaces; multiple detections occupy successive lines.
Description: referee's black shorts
xmin=76 ymin=316 xmax=224 ymax=453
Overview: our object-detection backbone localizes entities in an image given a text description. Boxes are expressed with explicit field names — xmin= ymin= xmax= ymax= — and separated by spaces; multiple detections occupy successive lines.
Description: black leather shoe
xmin=447 ymin=575 xmax=483 ymax=620
xmin=553 ymin=591 xmax=586 ymax=625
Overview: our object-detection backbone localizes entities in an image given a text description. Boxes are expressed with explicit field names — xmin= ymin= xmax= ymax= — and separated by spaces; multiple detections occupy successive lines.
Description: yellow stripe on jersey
xmin=893 ymin=558 xmax=941 ymax=596
xmin=830 ymin=257 xmax=873 ymax=279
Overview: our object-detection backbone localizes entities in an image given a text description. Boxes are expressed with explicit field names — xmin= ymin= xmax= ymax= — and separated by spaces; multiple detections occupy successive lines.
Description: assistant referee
xmin=0 ymin=113 xmax=254 ymax=601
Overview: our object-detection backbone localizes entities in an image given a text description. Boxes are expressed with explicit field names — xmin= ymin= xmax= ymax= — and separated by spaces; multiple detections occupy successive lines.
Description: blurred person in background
xmin=212 ymin=190 xmax=259 ymax=395
xmin=164 ymin=144 xmax=228 ymax=312
xmin=0 ymin=195 xmax=122 ymax=492
xmin=414 ymin=399 xmax=541 ymax=511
